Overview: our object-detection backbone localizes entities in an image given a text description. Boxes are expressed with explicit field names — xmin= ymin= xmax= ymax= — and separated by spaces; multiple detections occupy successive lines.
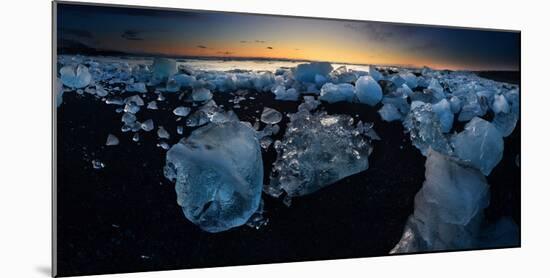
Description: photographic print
xmin=53 ymin=1 xmax=520 ymax=276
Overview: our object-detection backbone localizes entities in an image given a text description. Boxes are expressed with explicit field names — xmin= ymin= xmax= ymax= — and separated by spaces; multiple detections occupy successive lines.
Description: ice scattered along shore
xmin=268 ymin=110 xmax=374 ymax=199
xmin=164 ymin=120 xmax=263 ymax=233
xmin=60 ymin=64 xmax=92 ymax=88
xmin=391 ymin=150 xmax=518 ymax=253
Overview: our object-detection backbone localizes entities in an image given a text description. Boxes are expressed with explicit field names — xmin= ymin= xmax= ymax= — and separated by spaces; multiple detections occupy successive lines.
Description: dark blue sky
xmin=57 ymin=3 xmax=520 ymax=70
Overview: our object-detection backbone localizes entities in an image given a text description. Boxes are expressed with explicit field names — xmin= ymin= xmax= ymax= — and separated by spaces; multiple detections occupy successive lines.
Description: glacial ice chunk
xmin=431 ymin=99 xmax=454 ymax=133
xmin=458 ymin=93 xmax=485 ymax=122
xmin=273 ymin=86 xmax=299 ymax=101
xmin=192 ymin=87 xmax=213 ymax=102
xmin=298 ymin=96 xmax=320 ymax=112
xmin=378 ymin=103 xmax=402 ymax=122
xmin=492 ymin=94 xmax=510 ymax=114
xmin=152 ymin=58 xmax=177 ymax=81
xmin=141 ymin=119 xmax=154 ymax=132
xmin=400 ymin=72 xmax=418 ymax=89
xmin=147 ymin=101 xmax=158 ymax=110
xmin=173 ymin=106 xmax=191 ymax=117
xmin=55 ymin=78 xmax=64 ymax=107
xmin=391 ymin=150 xmax=490 ymax=253
xmin=163 ymin=120 xmax=263 ymax=232
xmin=105 ymin=134 xmax=119 ymax=146
xmin=157 ymin=126 xmax=170 ymax=139
xmin=493 ymin=112 xmax=518 ymax=137
xmin=449 ymin=96 xmax=462 ymax=114
xmin=403 ymin=101 xmax=452 ymax=156
xmin=126 ymin=82 xmax=147 ymax=93
xmin=452 ymin=117 xmax=503 ymax=175
xmin=60 ymin=64 xmax=92 ymax=89
xmin=355 ymin=76 xmax=383 ymax=106
xmin=319 ymin=83 xmax=355 ymax=103
xmin=172 ymin=73 xmax=196 ymax=88
xmin=268 ymin=110 xmax=373 ymax=198
xmin=294 ymin=62 xmax=333 ymax=83
xmin=367 ymin=66 xmax=383 ymax=82
xmin=260 ymin=107 xmax=282 ymax=124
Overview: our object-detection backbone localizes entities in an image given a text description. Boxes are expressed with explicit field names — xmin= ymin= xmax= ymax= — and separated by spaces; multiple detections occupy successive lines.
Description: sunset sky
xmin=57 ymin=3 xmax=520 ymax=71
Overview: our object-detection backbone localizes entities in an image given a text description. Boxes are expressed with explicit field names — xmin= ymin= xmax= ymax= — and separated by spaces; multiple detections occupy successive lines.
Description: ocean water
xmin=58 ymin=55 xmax=374 ymax=73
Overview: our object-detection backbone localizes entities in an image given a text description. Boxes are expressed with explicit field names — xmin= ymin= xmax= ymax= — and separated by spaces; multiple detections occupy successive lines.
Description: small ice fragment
xmin=260 ymin=107 xmax=282 ymax=124
xmin=186 ymin=111 xmax=210 ymax=127
xmin=121 ymin=112 xmax=137 ymax=124
xmin=95 ymin=85 xmax=109 ymax=97
xmin=106 ymin=98 xmax=124 ymax=105
xmin=273 ymin=86 xmax=300 ymax=101
xmin=298 ymin=96 xmax=320 ymax=112
xmin=55 ymin=78 xmax=64 ymax=107
xmin=260 ymin=136 xmax=273 ymax=149
xmin=192 ymin=87 xmax=213 ymax=102
xmin=147 ymin=101 xmax=158 ymax=110
xmin=92 ymin=159 xmax=105 ymax=169
xmin=177 ymin=125 xmax=184 ymax=135
xmin=157 ymin=141 xmax=170 ymax=150
xmin=173 ymin=106 xmax=191 ymax=117
xmin=157 ymin=126 xmax=170 ymax=139
xmin=141 ymin=119 xmax=154 ymax=132
xmin=132 ymin=133 xmax=140 ymax=142
xmin=355 ymin=76 xmax=383 ymax=106
xmin=378 ymin=103 xmax=402 ymax=122
xmin=105 ymin=134 xmax=119 ymax=146
xmin=319 ymin=83 xmax=355 ymax=103
xmin=126 ymin=82 xmax=147 ymax=93
xmin=60 ymin=64 xmax=92 ymax=88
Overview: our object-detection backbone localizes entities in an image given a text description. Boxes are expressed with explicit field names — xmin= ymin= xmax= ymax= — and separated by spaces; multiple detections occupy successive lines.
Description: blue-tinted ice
xmin=164 ymin=120 xmax=263 ymax=233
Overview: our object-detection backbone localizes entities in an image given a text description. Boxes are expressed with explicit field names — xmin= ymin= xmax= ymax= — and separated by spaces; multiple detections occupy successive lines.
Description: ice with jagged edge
xmin=391 ymin=149 xmax=518 ymax=253
xmin=267 ymin=109 xmax=375 ymax=199
xmin=403 ymin=101 xmax=453 ymax=156
xmin=163 ymin=120 xmax=263 ymax=233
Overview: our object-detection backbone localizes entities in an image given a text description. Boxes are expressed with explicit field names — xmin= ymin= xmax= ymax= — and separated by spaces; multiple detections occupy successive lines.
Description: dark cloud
xmin=240 ymin=40 xmax=248 ymax=43
xmin=407 ymin=41 xmax=439 ymax=52
xmin=59 ymin=3 xmax=203 ymax=20
xmin=121 ymin=30 xmax=144 ymax=41
xmin=62 ymin=28 xmax=94 ymax=39
xmin=196 ymin=45 xmax=208 ymax=49
xmin=266 ymin=46 xmax=273 ymax=50
xmin=255 ymin=40 xmax=266 ymax=43
xmin=344 ymin=22 xmax=419 ymax=43
xmin=217 ymin=51 xmax=234 ymax=55
xmin=294 ymin=48 xmax=300 ymax=51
